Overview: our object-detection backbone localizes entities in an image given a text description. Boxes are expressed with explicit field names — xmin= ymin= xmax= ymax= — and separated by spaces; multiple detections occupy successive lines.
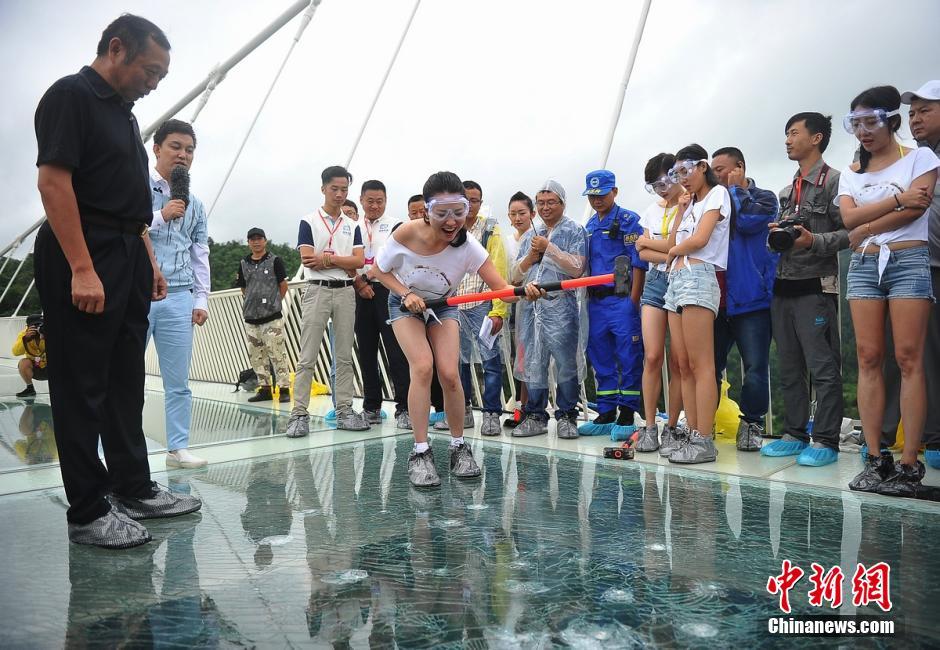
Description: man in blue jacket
xmin=710 ymin=148 xmax=779 ymax=451
xmin=580 ymin=170 xmax=647 ymax=439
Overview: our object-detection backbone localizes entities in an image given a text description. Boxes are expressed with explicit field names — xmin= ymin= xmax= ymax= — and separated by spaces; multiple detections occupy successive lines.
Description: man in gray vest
xmin=235 ymin=227 xmax=291 ymax=402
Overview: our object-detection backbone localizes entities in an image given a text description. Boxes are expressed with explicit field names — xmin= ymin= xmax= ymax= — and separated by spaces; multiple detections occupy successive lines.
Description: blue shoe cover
xmin=325 ymin=409 xmax=337 ymax=423
xmin=429 ymin=411 xmax=446 ymax=425
xmin=379 ymin=409 xmax=388 ymax=420
xmin=761 ymin=437 xmax=808 ymax=457
xmin=926 ymin=449 xmax=940 ymax=470
xmin=578 ymin=421 xmax=614 ymax=436
xmin=797 ymin=446 xmax=838 ymax=467
xmin=610 ymin=425 xmax=637 ymax=442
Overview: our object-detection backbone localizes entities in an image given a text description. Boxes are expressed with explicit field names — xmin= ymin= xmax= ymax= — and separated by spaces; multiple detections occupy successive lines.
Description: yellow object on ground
xmin=284 ymin=372 xmax=330 ymax=397
xmin=714 ymin=379 xmax=742 ymax=436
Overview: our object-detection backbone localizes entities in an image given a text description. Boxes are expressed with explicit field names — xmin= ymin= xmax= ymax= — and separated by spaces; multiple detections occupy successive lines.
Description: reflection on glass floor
xmin=0 ymin=392 xmax=326 ymax=472
xmin=1 ymin=437 xmax=936 ymax=647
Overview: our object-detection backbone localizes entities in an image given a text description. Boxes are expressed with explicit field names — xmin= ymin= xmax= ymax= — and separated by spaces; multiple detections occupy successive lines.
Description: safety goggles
xmin=645 ymin=174 xmax=674 ymax=195
xmin=667 ymin=159 xmax=707 ymax=183
xmin=842 ymin=108 xmax=900 ymax=135
xmin=426 ymin=196 xmax=470 ymax=222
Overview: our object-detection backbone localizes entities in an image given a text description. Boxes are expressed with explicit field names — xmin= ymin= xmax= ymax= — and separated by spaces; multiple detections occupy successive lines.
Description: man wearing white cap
xmin=892 ymin=81 xmax=940 ymax=468
xmin=510 ymin=180 xmax=588 ymax=439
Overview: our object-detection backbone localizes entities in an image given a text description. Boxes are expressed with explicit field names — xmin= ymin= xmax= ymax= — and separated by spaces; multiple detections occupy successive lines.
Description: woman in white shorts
xmin=661 ymin=144 xmax=731 ymax=465
xmin=373 ymin=171 xmax=541 ymax=488
xmin=837 ymin=85 xmax=940 ymax=497
xmin=634 ymin=153 xmax=685 ymax=454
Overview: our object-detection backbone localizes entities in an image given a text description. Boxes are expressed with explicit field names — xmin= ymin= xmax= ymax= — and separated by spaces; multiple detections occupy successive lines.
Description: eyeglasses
xmin=645 ymin=174 xmax=674 ymax=195
xmin=426 ymin=197 xmax=470 ymax=221
xmin=843 ymin=108 xmax=900 ymax=135
xmin=536 ymin=199 xmax=561 ymax=208
xmin=667 ymin=160 xmax=707 ymax=183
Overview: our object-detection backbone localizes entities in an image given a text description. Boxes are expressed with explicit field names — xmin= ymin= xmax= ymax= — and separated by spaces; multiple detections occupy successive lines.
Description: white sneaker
xmin=166 ymin=449 xmax=208 ymax=469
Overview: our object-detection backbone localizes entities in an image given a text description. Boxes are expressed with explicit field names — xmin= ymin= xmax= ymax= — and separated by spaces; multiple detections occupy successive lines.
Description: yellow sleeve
xmin=486 ymin=227 xmax=510 ymax=320
xmin=12 ymin=331 xmax=26 ymax=357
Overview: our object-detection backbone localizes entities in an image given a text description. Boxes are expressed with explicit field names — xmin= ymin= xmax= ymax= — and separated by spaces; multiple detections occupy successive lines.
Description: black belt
xmin=588 ymin=285 xmax=625 ymax=299
xmin=308 ymin=279 xmax=354 ymax=288
xmin=81 ymin=213 xmax=148 ymax=236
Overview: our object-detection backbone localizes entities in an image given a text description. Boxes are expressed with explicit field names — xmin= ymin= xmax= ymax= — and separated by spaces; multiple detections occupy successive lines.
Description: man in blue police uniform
xmin=580 ymin=170 xmax=647 ymax=438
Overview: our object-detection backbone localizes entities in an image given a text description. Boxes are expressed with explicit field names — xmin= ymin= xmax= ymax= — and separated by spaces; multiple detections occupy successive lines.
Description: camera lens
xmin=768 ymin=227 xmax=797 ymax=252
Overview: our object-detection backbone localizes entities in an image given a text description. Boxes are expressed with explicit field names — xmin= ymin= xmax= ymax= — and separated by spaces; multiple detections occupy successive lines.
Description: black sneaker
xmin=875 ymin=460 xmax=926 ymax=498
xmin=248 ymin=386 xmax=273 ymax=402
xmin=848 ymin=452 xmax=896 ymax=493
xmin=593 ymin=409 xmax=617 ymax=426
xmin=16 ymin=384 xmax=36 ymax=399
xmin=278 ymin=388 xmax=291 ymax=403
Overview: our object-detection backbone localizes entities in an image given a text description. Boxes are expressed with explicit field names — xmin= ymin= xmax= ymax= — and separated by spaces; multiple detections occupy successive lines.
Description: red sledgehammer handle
xmin=421 ymin=272 xmax=615 ymax=310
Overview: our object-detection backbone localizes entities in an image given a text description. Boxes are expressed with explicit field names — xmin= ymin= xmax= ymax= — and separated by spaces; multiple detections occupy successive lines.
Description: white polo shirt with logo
xmin=359 ymin=213 xmax=404 ymax=274
xmin=297 ymin=207 xmax=363 ymax=281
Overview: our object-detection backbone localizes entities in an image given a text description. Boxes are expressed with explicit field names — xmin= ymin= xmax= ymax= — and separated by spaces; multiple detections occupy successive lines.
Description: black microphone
xmin=170 ymin=165 xmax=190 ymax=208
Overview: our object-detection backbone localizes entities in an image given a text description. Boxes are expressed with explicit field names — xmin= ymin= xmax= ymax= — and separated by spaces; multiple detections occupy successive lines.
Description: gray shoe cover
xmin=555 ymin=416 xmax=580 ymax=439
xmin=110 ymin=483 xmax=202 ymax=520
xmin=669 ymin=431 xmax=718 ymax=464
xmin=512 ymin=415 xmax=548 ymax=438
xmin=68 ymin=507 xmax=151 ymax=549
xmin=396 ymin=411 xmax=413 ymax=430
xmin=635 ymin=425 xmax=660 ymax=452
xmin=480 ymin=412 xmax=501 ymax=436
xmin=336 ymin=409 xmax=371 ymax=431
xmin=736 ymin=420 xmax=764 ymax=451
xmin=408 ymin=448 xmax=441 ymax=487
xmin=286 ymin=414 xmax=310 ymax=438
xmin=449 ymin=442 xmax=481 ymax=478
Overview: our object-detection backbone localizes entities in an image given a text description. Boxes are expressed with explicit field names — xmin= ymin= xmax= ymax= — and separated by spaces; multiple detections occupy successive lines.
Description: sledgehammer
xmin=408 ymin=255 xmax=631 ymax=311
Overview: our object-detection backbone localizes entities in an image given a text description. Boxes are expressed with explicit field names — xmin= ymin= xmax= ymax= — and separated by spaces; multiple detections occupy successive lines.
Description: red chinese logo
xmin=766 ymin=559 xmax=805 ymax=614
xmin=767 ymin=561 xmax=892 ymax=613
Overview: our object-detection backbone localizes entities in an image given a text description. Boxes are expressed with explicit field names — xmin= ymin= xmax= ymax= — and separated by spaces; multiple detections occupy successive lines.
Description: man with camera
xmin=13 ymin=314 xmax=47 ymax=399
xmin=762 ymin=113 xmax=849 ymax=467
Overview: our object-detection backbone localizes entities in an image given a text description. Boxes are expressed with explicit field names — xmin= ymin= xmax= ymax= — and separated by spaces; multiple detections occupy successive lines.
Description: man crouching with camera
xmin=13 ymin=314 xmax=47 ymax=399
xmin=761 ymin=112 xmax=849 ymax=468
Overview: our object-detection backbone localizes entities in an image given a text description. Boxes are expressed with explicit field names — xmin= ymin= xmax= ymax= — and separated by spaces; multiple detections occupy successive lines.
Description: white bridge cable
xmin=140 ymin=0 xmax=319 ymax=142
xmin=345 ymin=0 xmax=422 ymax=169
xmin=206 ymin=0 xmax=322 ymax=218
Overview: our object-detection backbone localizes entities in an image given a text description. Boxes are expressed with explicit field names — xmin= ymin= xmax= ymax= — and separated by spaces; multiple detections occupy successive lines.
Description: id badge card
xmin=322 ymin=248 xmax=335 ymax=255
xmin=364 ymin=256 xmax=375 ymax=266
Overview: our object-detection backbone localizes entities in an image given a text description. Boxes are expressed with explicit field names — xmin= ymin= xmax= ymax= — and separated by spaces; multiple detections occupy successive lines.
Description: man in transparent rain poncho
xmin=510 ymin=180 xmax=589 ymax=439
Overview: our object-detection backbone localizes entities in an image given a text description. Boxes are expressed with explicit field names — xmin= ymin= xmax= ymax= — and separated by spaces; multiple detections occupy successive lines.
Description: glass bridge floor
xmin=2 ymin=429 xmax=938 ymax=648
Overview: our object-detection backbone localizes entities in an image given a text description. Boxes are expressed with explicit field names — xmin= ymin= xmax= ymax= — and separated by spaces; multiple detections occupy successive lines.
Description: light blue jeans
xmin=147 ymin=289 xmax=194 ymax=451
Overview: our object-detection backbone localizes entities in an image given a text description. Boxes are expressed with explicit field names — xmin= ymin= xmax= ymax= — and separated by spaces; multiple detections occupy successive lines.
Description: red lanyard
xmin=363 ymin=217 xmax=376 ymax=251
xmin=791 ymin=164 xmax=829 ymax=215
xmin=318 ymin=209 xmax=343 ymax=251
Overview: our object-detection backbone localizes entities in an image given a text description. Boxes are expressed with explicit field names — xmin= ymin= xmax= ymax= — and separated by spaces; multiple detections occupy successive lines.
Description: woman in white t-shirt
xmin=837 ymin=85 xmax=940 ymax=497
xmin=373 ymin=171 xmax=539 ymax=488
xmin=634 ymin=153 xmax=685 ymax=454
xmin=503 ymin=191 xmax=536 ymax=426
xmin=659 ymin=144 xmax=731 ymax=465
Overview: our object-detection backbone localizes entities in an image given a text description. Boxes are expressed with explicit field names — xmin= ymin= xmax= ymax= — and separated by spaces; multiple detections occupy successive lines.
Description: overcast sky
xmin=3 ymin=0 xmax=939 ymax=253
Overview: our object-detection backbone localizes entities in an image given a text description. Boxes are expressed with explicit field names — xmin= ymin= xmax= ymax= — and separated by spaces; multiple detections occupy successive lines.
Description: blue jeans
xmin=714 ymin=307 xmax=771 ymax=422
xmin=525 ymin=379 xmax=580 ymax=420
xmin=147 ymin=289 xmax=194 ymax=451
xmin=460 ymin=353 xmax=504 ymax=413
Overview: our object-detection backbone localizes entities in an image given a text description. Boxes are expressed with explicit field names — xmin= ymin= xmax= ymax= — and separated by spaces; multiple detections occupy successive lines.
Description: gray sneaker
xmin=286 ymin=413 xmax=310 ymax=438
xmin=336 ymin=409 xmax=371 ymax=431
xmin=480 ymin=412 xmax=501 ymax=436
xmin=669 ymin=430 xmax=718 ymax=464
xmin=408 ymin=448 xmax=441 ymax=487
xmin=556 ymin=415 xmax=580 ymax=439
xmin=433 ymin=409 xmax=475 ymax=431
xmin=635 ymin=425 xmax=660 ymax=452
xmin=68 ymin=507 xmax=151 ymax=549
xmin=110 ymin=482 xmax=202 ymax=520
xmin=658 ymin=425 xmax=685 ymax=457
xmin=449 ymin=442 xmax=481 ymax=478
xmin=736 ymin=420 xmax=763 ymax=451
xmin=363 ymin=409 xmax=383 ymax=424
xmin=395 ymin=411 xmax=413 ymax=430
xmin=512 ymin=414 xmax=548 ymax=437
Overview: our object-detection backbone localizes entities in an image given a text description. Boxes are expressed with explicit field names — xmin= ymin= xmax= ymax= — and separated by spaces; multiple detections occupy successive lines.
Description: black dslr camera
xmin=767 ymin=217 xmax=808 ymax=253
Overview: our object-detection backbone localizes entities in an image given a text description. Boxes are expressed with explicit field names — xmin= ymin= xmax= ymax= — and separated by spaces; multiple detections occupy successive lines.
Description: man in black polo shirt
xmin=33 ymin=15 xmax=201 ymax=549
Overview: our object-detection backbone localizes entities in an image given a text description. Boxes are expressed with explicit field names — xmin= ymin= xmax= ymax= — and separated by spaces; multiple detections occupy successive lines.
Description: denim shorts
xmin=640 ymin=268 xmax=669 ymax=309
xmin=387 ymin=292 xmax=459 ymax=325
xmin=664 ymin=262 xmax=720 ymax=316
xmin=846 ymin=246 xmax=934 ymax=301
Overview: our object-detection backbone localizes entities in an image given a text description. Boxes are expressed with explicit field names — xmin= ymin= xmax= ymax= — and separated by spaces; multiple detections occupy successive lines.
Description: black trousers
xmin=355 ymin=283 xmax=410 ymax=413
xmin=34 ymin=222 xmax=153 ymax=524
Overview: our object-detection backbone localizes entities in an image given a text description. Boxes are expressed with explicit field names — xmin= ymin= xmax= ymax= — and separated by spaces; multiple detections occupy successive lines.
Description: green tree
xmin=0 ymin=254 xmax=42 ymax=317
xmin=207 ymin=238 xmax=301 ymax=291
